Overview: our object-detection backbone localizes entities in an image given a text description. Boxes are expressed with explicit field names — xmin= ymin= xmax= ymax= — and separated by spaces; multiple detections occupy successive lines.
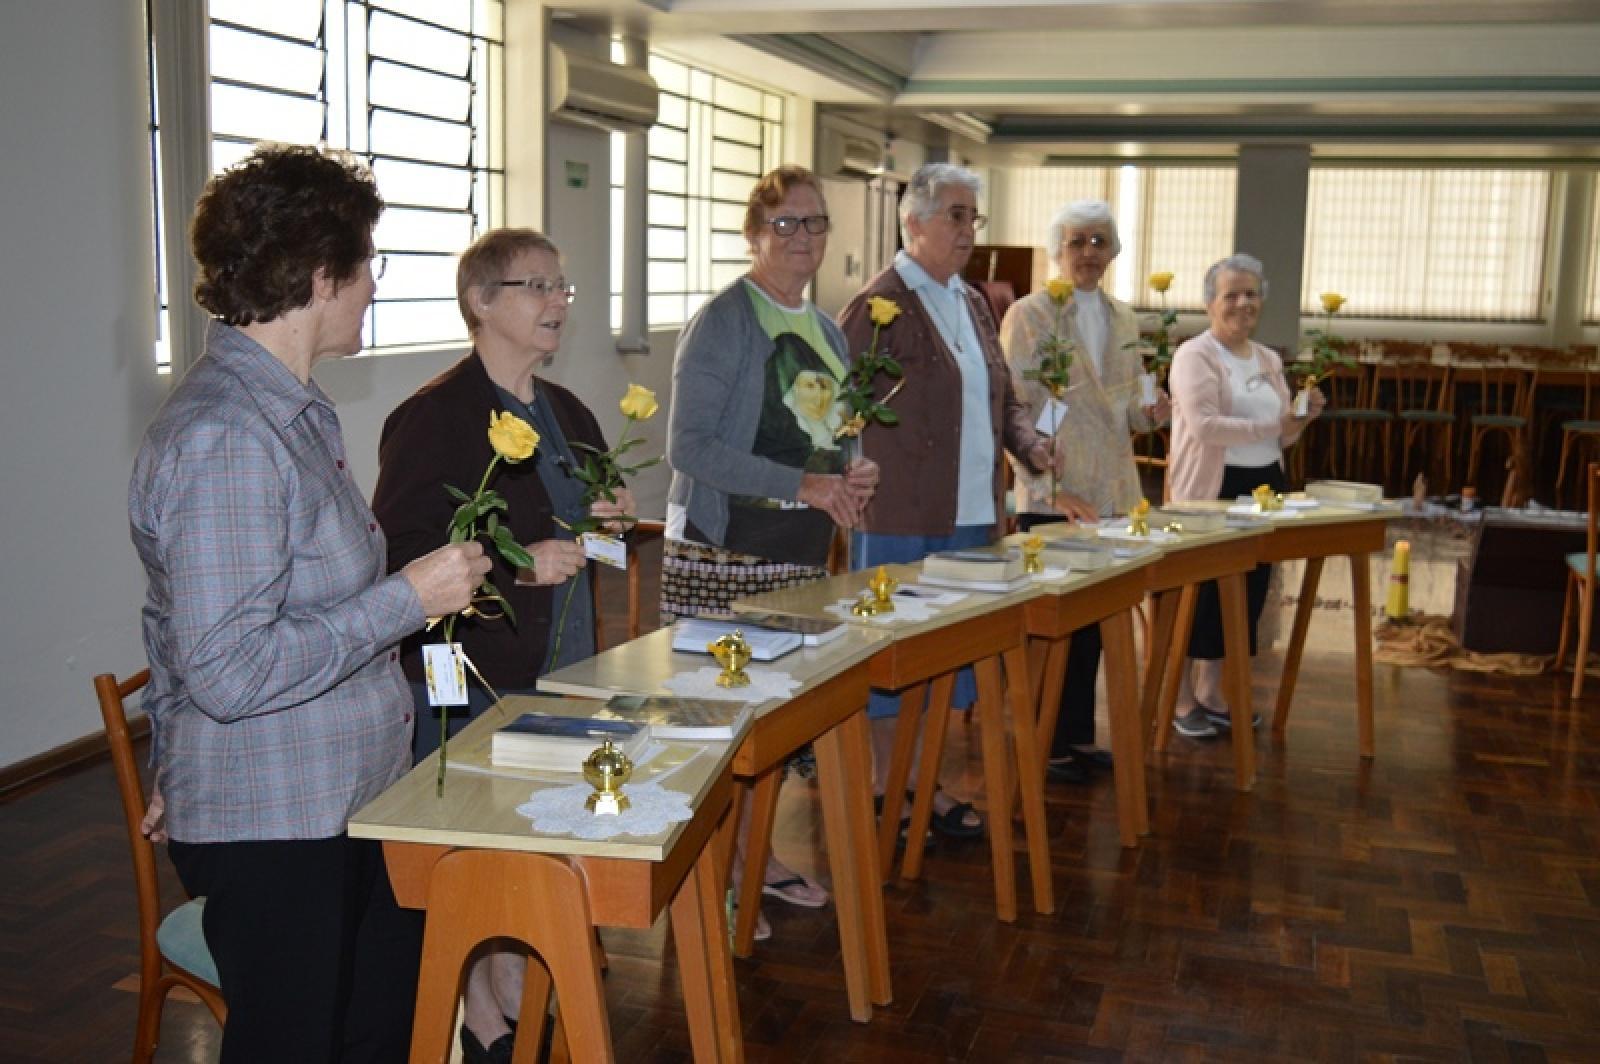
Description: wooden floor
xmin=5 ymin=546 xmax=1599 ymax=1062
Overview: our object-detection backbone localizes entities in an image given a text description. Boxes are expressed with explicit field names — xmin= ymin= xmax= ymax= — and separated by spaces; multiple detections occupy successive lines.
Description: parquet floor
xmin=4 ymin=541 xmax=1598 ymax=1062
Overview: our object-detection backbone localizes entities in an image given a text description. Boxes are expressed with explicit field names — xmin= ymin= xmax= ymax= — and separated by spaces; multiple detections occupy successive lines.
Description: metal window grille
xmin=609 ymin=53 xmax=783 ymax=331
xmin=1303 ymin=168 xmax=1549 ymax=321
xmin=206 ymin=0 xmax=503 ymax=351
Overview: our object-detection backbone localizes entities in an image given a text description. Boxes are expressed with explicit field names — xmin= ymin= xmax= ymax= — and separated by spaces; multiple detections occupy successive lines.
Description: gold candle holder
xmin=1253 ymin=484 xmax=1284 ymax=512
xmin=1126 ymin=498 xmax=1151 ymax=537
xmin=1163 ymin=521 xmax=1184 ymax=535
xmin=850 ymin=590 xmax=881 ymax=617
xmin=868 ymin=565 xmax=897 ymax=614
xmin=582 ymin=739 xmax=633 ymax=815
xmin=708 ymin=629 xmax=753 ymax=688
xmin=1021 ymin=534 xmax=1045 ymax=574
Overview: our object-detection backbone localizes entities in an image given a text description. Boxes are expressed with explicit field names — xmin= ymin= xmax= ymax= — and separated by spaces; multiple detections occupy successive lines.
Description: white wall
xmin=0 ymin=0 xmax=170 ymax=765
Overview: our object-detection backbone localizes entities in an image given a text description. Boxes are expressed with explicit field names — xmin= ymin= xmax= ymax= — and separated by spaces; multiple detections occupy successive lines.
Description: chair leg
xmin=1466 ymin=427 xmax=1485 ymax=490
xmin=1575 ymin=574 xmax=1595 ymax=701
xmin=1556 ymin=572 xmax=1577 ymax=673
xmin=1555 ymin=432 xmax=1575 ymax=510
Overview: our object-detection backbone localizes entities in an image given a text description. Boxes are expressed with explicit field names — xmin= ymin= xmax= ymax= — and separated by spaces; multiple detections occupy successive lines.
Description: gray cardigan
xmin=665 ymin=277 xmax=851 ymax=546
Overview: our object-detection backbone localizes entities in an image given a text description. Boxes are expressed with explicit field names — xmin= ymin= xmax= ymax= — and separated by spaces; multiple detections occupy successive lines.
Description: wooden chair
xmin=1555 ymin=346 xmax=1600 ymax=509
xmin=1378 ymin=341 xmax=1455 ymax=495
xmin=1458 ymin=343 xmax=1539 ymax=506
xmin=95 ymin=670 xmax=226 ymax=1063
xmin=1556 ymin=463 xmax=1600 ymax=698
xmin=1308 ymin=350 xmax=1390 ymax=482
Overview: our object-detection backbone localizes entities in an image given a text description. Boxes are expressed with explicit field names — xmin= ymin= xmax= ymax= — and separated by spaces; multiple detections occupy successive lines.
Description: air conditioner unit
xmin=818 ymin=127 xmax=885 ymax=178
xmin=548 ymin=45 xmax=658 ymax=135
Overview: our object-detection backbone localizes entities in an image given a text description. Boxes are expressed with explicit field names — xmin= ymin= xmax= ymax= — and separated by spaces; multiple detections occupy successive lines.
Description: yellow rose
xmin=1320 ymin=292 xmax=1347 ymax=314
xmin=487 ymin=410 xmax=539 ymax=463
xmin=867 ymin=296 xmax=901 ymax=327
xmin=619 ymin=383 xmax=659 ymax=421
xmin=1045 ymin=278 xmax=1074 ymax=305
xmin=1148 ymin=271 xmax=1174 ymax=294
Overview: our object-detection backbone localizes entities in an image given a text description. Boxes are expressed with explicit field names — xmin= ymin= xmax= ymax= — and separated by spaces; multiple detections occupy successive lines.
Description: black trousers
xmin=1017 ymin=512 xmax=1102 ymax=756
xmin=168 ymin=834 xmax=423 ymax=1064
xmin=1186 ymin=461 xmax=1285 ymax=660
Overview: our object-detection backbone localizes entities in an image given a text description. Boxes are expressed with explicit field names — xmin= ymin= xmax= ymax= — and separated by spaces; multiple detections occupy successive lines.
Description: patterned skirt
xmin=659 ymin=537 xmax=828 ymax=624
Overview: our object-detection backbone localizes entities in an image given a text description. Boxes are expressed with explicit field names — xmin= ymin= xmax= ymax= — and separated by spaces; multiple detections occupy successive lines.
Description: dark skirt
xmin=1186 ymin=461 xmax=1285 ymax=660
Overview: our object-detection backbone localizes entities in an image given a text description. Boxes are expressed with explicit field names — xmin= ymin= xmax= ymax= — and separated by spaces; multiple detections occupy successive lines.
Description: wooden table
xmin=1256 ymin=505 xmax=1395 ymax=756
xmin=999 ymin=533 xmax=1165 ymax=848
xmin=733 ymin=564 xmax=1054 ymax=923
xmin=1136 ymin=524 xmax=1272 ymax=791
xmin=349 ymin=696 xmax=743 ymax=1063
xmin=540 ymin=627 xmax=893 ymax=1022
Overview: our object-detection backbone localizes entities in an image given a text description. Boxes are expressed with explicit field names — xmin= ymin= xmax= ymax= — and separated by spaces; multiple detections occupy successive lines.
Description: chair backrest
xmin=1381 ymin=352 xmax=1452 ymax=416
xmin=95 ymin=671 xmax=168 ymax=967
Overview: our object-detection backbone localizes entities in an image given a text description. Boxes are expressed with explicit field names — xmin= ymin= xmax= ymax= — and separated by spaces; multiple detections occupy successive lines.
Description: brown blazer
xmin=838 ymin=264 xmax=1044 ymax=538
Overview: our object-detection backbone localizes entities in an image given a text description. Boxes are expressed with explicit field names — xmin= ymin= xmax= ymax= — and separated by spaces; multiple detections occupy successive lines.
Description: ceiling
xmin=550 ymin=0 xmax=1600 ymax=162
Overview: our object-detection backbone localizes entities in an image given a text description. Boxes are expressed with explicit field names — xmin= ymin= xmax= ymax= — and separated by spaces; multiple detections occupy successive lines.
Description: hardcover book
xmin=920 ymin=547 xmax=1024 ymax=584
xmin=670 ymin=618 xmax=802 ymax=661
xmin=490 ymin=713 xmax=651 ymax=772
xmin=596 ymin=695 xmax=753 ymax=741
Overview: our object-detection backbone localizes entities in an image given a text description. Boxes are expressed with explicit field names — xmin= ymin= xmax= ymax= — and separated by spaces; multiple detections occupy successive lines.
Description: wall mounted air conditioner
xmin=548 ymin=45 xmax=658 ymax=135
xmin=818 ymin=127 xmax=885 ymax=178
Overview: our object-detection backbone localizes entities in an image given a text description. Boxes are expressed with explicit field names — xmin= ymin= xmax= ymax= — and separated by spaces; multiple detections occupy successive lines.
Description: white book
xmin=729 ymin=610 xmax=848 ymax=646
xmin=595 ymin=695 xmax=753 ymax=741
xmin=921 ymin=547 xmax=1024 ymax=583
xmin=490 ymin=713 xmax=651 ymax=773
xmin=670 ymin=618 xmax=802 ymax=662
xmin=917 ymin=571 xmax=1033 ymax=593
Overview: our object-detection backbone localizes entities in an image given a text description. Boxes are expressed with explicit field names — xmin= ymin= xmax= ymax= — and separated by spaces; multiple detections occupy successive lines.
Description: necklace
xmin=923 ymin=287 xmax=967 ymax=354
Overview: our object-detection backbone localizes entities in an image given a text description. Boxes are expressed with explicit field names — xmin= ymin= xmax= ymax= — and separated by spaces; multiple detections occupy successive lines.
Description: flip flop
xmin=762 ymin=873 xmax=829 ymax=909
xmin=928 ymin=799 xmax=985 ymax=839
xmin=874 ymin=793 xmax=934 ymax=850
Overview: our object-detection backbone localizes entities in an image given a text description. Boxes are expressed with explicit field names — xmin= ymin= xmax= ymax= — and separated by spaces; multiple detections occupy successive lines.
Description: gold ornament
xmin=1127 ymin=498 xmax=1151 ymax=537
xmin=708 ymin=629 xmax=753 ymax=688
xmin=1022 ymin=534 xmax=1045 ymax=574
xmin=582 ymin=739 xmax=634 ymax=815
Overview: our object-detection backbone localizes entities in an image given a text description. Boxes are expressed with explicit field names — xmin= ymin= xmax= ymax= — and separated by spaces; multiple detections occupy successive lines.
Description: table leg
xmin=812 ymin=720 xmax=874 ymax=1022
xmin=1032 ymin=636 xmax=1071 ymax=780
xmin=731 ymin=769 xmax=780 ymax=957
xmin=901 ymin=672 xmax=955 ymax=883
xmin=971 ymin=655 xmax=1019 ymax=922
xmin=1139 ymin=589 xmax=1178 ymax=742
xmin=1003 ymin=644 xmax=1054 ymax=915
xmin=1273 ymin=555 xmax=1325 ymax=734
xmin=670 ymin=838 xmax=744 ymax=1063
xmin=1100 ymin=607 xmax=1149 ymax=845
xmin=876 ymin=681 xmax=927 ymax=879
xmin=838 ymin=708 xmax=892 ymax=1004
xmin=1351 ymin=551 xmax=1375 ymax=758
xmin=1218 ymin=572 xmax=1256 ymax=790
xmin=1153 ymin=585 xmax=1198 ymax=753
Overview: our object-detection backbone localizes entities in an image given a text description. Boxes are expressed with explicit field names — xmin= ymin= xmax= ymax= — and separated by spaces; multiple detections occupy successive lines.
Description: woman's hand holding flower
xmin=1051 ymin=489 xmax=1100 ymax=524
xmin=518 ymin=539 xmax=586 ymax=587
xmin=1282 ymin=385 xmax=1326 ymax=431
xmin=590 ymin=486 xmax=637 ymax=535
xmin=1144 ymin=388 xmax=1172 ymax=425
xmin=844 ymin=457 xmax=880 ymax=497
xmin=798 ymin=472 xmax=866 ymax=529
xmin=404 ymin=541 xmax=492 ymax=617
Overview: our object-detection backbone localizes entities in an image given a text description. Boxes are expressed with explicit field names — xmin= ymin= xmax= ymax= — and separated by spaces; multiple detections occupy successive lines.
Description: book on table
xmin=1039 ymin=539 xmax=1117 ymax=570
xmin=1304 ymin=479 xmax=1384 ymax=505
xmin=729 ymin=610 xmax=847 ymax=646
xmin=595 ymin=695 xmax=753 ymax=741
xmin=1149 ymin=507 xmax=1228 ymax=533
xmin=490 ymin=712 xmax=651 ymax=772
xmin=670 ymin=617 xmax=802 ymax=661
xmin=920 ymin=547 xmax=1024 ymax=584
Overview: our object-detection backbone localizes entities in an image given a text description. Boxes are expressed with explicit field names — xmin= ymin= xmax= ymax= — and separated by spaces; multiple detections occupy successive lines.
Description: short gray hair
xmin=899 ymin=162 xmax=983 ymax=235
xmin=1203 ymin=253 xmax=1270 ymax=304
xmin=1045 ymin=199 xmax=1122 ymax=259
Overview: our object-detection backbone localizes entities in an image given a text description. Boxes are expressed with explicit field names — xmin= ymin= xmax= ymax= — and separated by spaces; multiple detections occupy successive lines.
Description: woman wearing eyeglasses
xmin=371 ymin=227 xmax=629 ymax=1063
xmin=1000 ymin=199 xmax=1168 ymax=783
xmin=663 ymin=165 xmax=879 ymax=941
xmin=1166 ymin=253 xmax=1325 ymax=739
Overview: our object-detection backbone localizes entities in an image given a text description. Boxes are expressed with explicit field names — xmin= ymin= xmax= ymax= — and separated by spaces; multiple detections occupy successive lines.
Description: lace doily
xmin=825 ymin=596 xmax=937 ymax=625
xmin=1097 ymin=527 xmax=1179 ymax=544
xmin=1030 ymin=566 xmax=1070 ymax=581
xmin=515 ymin=781 xmax=694 ymax=839
xmin=662 ymin=666 xmax=799 ymax=702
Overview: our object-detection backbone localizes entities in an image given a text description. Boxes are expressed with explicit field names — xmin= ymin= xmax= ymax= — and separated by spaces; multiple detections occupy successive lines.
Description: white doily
xmin=1097 ymin=527 xmax=1179 ymax=544
xmin=515 ymin=781 xmax=694 ymax=839
xmin=662 ymin=666 xmax=799 ymax=702
xmin=1030 ymin=566 xmax=1070 ymax=581
xmin=825 ymin=596 xmax=937 ymax=624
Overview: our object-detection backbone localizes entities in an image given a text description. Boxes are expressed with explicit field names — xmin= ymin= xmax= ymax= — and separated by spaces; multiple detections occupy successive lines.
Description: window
xmin=1303 ymin=168 xmax=1549 ymax=321
xmin=206 ymin=0 xmax=503 ymax=351
xmin=145 ymin=0 xmax=171 ymax=370
xmin=994 ymin=164 xmax=1235 ymax=310
xmin=611 ymin=53 xmax=784 ymax=330
xmin=1587 ymin=187 xmax=1600 ymax=324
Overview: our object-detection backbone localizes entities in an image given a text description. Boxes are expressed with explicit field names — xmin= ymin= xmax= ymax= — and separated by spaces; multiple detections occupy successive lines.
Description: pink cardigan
xmin=1166 ymin=331 xmax=1307 ymax=503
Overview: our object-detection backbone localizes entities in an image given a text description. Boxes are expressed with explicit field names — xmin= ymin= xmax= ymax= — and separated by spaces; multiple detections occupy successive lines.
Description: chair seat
xmin=1566 ymin=553 xmax=1599 ymax=579
xmin=1399 ymin=409 xmax=1454 ymax=423
xmin=1325 ymin=408 xmax=1393 ymax=422
xmin=158 ymin=897 xmax=219 ymax=987
xmin=1561 ymin=419 xmax=1600 ymax=433
xmin=1470 ymin=414 xmax=1526 ymax=428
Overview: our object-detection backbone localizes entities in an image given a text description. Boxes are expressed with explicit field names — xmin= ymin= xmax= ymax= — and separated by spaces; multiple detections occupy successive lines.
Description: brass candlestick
xmin=1021 ymin=534 xmax=1045 ymax=574
xmin=1127 ymin=498 xmax=1151 ymax=537
xmin=868 ymin=565 xmax=897 ymax=614
xmin=850 ymin=590 xmax=881 ymax=617
xmin=708 ymin=629 xmax=753 ymax=688
xmin=582 ymin=739 xmax=633 ymax=815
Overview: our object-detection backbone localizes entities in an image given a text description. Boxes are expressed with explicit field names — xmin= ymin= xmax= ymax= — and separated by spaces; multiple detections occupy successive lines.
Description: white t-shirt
xmin=1073 ymin=288 xmax=1108 ymax=380
xmin=1220 ymin=348 xmax=1284 ymax=467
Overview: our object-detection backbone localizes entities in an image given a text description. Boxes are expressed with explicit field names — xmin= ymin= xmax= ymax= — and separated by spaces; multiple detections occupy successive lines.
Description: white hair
xmin=1045 ymin=199 xmax=1122 ymax=259
xmin=899 ymin=162 xmax=983 ymax=238
xmin=1203 ymin=253 xmax=1270 ymax=304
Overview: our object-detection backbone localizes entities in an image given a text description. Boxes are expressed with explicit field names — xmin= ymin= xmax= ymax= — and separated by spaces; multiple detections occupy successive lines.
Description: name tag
xmin=1035 ymin=397 xmax=1069 ymax=436
xmin=422 ymin=643 xmax=468 ymax=706
xmin=581 ymin=532 xmax=628 ymax=569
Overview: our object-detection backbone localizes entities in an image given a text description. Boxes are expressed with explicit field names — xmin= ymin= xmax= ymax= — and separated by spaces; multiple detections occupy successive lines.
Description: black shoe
xmin=1045 ymin=757 xmax=1089 ymax=784
xmin=461 ymin=1027 xmax=515 ymax=1064
xmin=1065 ymin=747 xmax=1113 ymax=772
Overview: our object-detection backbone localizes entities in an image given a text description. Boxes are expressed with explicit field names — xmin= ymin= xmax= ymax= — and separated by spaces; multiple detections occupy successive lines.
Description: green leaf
xmin=882 ymin=358 xmax=903 ymax=376
xmin=874 ymin=407 xmax=900 ymax=426
xmin=492 ymin=526 xmax=535 ymax=569
xmin=485 ymin=512 xmax=499 ymax=536
xmin=443 ymin=484 xmax=471 ymax=503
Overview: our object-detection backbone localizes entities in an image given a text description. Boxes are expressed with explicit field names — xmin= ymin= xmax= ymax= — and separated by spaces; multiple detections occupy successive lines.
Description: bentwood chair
xmin=1555 ymin=347 xmax=1600 ymax=509
xmin=1556 ymin=463 xmax=1600 ymax=698
xmin=1459 ymin=343 xmax=1539 ymax=506
xmin=95 ymin=670 xmax=225 ymax=1063
xmin=1380 ymin=341 xmax=1455 ymax=495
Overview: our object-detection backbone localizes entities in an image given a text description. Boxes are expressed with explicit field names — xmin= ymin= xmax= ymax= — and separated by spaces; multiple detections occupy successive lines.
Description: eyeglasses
xmin=1063 ymin=234 xmax=1111 ymax=252
xmin=369 ymin=254 xmax=388 ymax=280
xmin=764 ymin=214 xmax=831 ymax=237
xmin=940 ymin=207 xmax=987 ymax=231
xmin=490 ymin=277 xmax=577 ymax=302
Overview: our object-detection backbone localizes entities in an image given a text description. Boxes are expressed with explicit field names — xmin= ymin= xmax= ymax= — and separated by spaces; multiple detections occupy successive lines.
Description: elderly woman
xmin=128 ymin=145 xmax=489 ymax=1063
xmin=370 ymin=227 xmax=629 ymax=1061
xmin=664 ymin=164 xmax=879 ymax=939
xmin=1167 ymin=253 xmax=1324 ymax=738
xmin=1000 ymin=199 xmax=1168 ymax=783
xmin=840 ymin=163 xmax=1095 ymax=837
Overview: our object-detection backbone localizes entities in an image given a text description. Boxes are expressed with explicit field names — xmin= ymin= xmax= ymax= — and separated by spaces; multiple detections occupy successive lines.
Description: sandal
xmin=762 ymin=873 xmax=829 ymax=909
xmin=916 ymin=788 xmax=984 ymax=839
xmin=874 ymin=793 xmax=933 ymax=850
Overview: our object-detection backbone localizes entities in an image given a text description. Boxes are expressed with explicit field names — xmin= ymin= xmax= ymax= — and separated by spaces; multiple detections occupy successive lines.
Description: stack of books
xmin=490 ymin=713 xmax=651 ymax=772
xmin=729 ymin=611 xmax=847 ymax=647
xmin=595 ymin=695 xmax=753 ymax=741
xmin=1149 ymin=507 xmax=1228 ymax=533
xmin=1305 ymin=479 xmax=1385 ymax=506
xmin=1039 ymin=539 xmax=1117 ymax=570
xmin=920 ymin=548 xmax=1029 ymax=591
xmin=670 ymin=617 xmax=802 ymax=661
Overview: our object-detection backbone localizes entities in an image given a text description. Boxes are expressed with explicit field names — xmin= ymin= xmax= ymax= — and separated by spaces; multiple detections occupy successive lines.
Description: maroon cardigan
xmin=838 ymin=265 xmax=1044 ymax=539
